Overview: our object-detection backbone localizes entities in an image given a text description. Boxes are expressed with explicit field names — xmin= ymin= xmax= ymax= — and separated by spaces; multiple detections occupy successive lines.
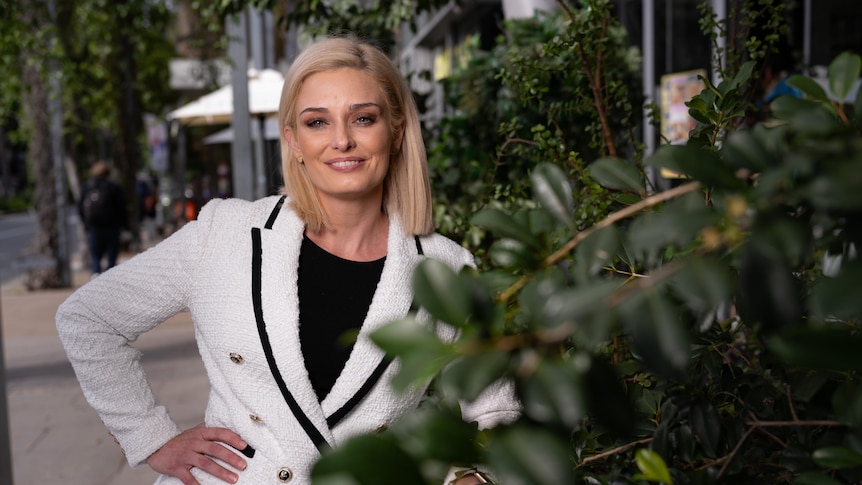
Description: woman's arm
xmin=56 ymin=215 xmax=203 ymax=466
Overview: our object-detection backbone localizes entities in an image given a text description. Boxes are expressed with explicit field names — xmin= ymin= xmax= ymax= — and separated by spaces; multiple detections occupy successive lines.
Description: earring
xmin=297 ymin=154 xmax=304 ymax=164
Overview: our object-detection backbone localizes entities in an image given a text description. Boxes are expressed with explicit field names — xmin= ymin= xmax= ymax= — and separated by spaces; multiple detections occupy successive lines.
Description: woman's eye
xmin=305 ymin=119 xmax=325 ymax=128
xmin=355 ymin=115 xmax=376 ymax=125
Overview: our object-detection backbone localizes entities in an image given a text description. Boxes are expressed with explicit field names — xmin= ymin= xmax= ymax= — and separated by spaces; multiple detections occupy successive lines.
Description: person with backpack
xmin=78 ymin=161 xmax=128 ymax=276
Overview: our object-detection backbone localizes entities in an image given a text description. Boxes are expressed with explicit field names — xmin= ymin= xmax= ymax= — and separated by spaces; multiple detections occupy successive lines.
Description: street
xmin=1 ymin=214 xmax=208 ymax=485
xmin=0 ymin=212 xmax=38 ymax=286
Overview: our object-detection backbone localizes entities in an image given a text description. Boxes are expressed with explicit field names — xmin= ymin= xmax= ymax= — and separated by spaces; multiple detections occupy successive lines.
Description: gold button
xmin=249 ymin=414 xmax=263 ymax=424
xmin=229 ymin=353 xmax=244 ymax=364
xmin=277 ymin=467 xmax=293 ymax=482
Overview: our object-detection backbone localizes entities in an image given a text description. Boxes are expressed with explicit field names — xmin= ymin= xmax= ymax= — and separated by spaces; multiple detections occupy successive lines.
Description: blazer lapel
xmin=253 ymin=202 xmax=335 ymax=450
xmin=320 ymin=216 xmax=423 ymax=420
xmin=253 ymin=201 xmax=424 ymax=443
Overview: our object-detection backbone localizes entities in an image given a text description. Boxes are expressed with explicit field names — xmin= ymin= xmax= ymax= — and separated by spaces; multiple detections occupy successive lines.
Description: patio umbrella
xmin=202 ymin=116 xmax=280 ymax=144
xmin=167 ymin=68 xmax=284 ymax=125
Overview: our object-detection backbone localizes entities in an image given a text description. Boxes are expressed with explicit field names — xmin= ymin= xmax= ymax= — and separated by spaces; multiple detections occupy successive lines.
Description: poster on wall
xmin=659 ymin=69 xmax=706 ymax=178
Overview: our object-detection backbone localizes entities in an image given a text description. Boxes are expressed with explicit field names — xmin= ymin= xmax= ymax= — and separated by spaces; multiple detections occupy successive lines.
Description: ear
xmin=393 ymin=123 xmax=405 ymax=150
xmin=283 ymin=125 xmax=301 ymax=155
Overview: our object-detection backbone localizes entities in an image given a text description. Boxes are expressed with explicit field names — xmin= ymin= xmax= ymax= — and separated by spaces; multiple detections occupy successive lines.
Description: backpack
xmin=82 ymin=180 xmax=115 ymax=226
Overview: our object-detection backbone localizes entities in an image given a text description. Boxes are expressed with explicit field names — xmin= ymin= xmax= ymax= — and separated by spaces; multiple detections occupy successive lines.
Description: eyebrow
xmin=299 ymin=102 xmax=382 ymax=115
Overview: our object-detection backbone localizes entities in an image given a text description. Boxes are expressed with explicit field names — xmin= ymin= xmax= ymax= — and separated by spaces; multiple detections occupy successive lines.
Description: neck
xmin=306 ymin=197 xmax=389 ymax=262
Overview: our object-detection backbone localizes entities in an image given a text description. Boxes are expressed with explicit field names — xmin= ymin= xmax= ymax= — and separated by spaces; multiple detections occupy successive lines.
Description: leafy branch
xmin=498 ymin=180 xmax=701 ymax=302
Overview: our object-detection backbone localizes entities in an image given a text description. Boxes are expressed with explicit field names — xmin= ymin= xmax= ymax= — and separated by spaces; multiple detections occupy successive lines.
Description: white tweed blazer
xmin=56 ymin=196 xmax=520 ymax=485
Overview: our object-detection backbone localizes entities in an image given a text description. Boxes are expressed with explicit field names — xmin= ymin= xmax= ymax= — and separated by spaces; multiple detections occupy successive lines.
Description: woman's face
xmin=285 ymin=68 xmax=400 ymax=207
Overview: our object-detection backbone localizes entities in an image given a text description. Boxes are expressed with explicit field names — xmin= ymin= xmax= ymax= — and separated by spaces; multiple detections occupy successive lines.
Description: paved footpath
xmin=2 ymin=260 xmax=209 ymax=485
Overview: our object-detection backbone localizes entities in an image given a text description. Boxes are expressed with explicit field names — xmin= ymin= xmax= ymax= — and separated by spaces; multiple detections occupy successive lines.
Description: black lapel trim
xmin=264 ymin=196 xmax=286 ymax=229
xmin=326 ymin=356 xmax=392 ymax=427
xmin=325 ymin=235 xmax=425 ymax=428
xmin=252 ymin=227 xmax=331 ymax=452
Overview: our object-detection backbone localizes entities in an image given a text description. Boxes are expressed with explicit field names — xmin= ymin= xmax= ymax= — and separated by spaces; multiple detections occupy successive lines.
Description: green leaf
xmin=471 ymin=208 xmax=543 ymax=250
xmin=856 ymin=77 xmax=862 ymax=123
xmin=487 ymin=423 xmax=578 ymax=485
xmin=832 ymin=383 xmax=862 ymax=428
xmin=738 ymin=243 xmax=803 ymax=332
xmin=531 ymin=279 xmax=619 ymax=330
xmin=312 ymin=434 xmax=426 ymax=485
xmin=413 ymin=259 xmax=471 ymax=326
xmin=792 ymin=471 xmax=845 ymax=485
xmin=722 ymin=128 xmax=772 ymax=171
xmin=828 ymin=51 xmax=862 ymax=102
xmin=438 ymin=351 xmax=510 ymax=402
xmin=645 ymin=144 xmax=743 ymax=190
xmin=586 ymin=157 xmax=646 ymax=194
xmin=575 ymin=225 xmax=620 ymax=280
xmin=622 ymin=289 xmax=691 ymax=382
xmin=686 ymin=96 xmax=708 ymax=113
xmin=371 ymin=318 xmax=451 ymax=354
xmin=668 ymin=255 xmax=733 ymax=313
xmin=810 ymin=258 xmax=862 ymax=320
xmin=782 ymin=99 xmax=843 ymax=135
xmin=521 ymin=359 xmax=586 ymax=428
xmin=689 ymin=400 xmax=721 ymax=458
xmin=806 ymin=160 xmax=862 ymax=211
xmin=728 ymin=60 xmax=755 ymax=92
xmin=812 ymin=446 xmax=862 ymax=469
xmin=531 ymin=163 xmax=575 ymax=227
xmin=771 ymin=96 xmax=825 ymax=122
xmin=388 ymin=407 xmax=481 ymax=465
xmin=633 ymin=448 xmax=672 ymax=484
xmin=753 ymin=212 xmax=812 ymax=267
xmin=768 ymin=328 xmax=862 ymax=372
xmin=370 ymin=319 xmax=455 ymax=392
xmin=627 ymin=191 xmax=718 ymax=257
xmin=489 ymin=238 xmax=540 ymax=269
xmin=787 ymin=74 xmax=830 ymax=103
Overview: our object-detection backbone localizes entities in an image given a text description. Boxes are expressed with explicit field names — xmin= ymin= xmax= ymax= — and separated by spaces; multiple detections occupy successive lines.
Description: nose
xmin=331 ymin=123 xmax=355 ymax=151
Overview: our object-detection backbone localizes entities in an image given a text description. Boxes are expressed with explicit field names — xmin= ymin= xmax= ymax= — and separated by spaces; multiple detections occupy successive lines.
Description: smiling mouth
xmin=329 ymin=160 xmax=363 ymax=169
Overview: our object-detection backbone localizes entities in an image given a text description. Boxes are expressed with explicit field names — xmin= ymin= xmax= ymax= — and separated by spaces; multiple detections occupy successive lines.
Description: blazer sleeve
xmin=422 ymin=236 xmax=521 ymax=485
xmin=55 ymin=202 xmax=216 ymax=467
xmin=421 ymin=235 xmax=522 ymax=428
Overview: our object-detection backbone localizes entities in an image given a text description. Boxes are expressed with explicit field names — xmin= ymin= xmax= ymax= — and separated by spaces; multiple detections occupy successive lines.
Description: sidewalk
xmin=2 ymin=254 xmax=208 ymax=485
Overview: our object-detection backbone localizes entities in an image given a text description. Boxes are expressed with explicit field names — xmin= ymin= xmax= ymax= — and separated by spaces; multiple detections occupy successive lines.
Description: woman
xmin=56 ymin=37 xmax=519 ymax=485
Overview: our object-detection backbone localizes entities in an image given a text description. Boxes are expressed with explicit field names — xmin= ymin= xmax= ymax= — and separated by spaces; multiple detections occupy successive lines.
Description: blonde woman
xmin=57 ymin=37 xmax=518 ymax=485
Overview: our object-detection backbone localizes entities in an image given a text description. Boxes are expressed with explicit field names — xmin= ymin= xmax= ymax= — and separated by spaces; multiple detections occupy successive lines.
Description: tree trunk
xmin=110 ymin=2 xmax=143 ymax=248
xmin=20 ymin=4 xmax=64 ymax=289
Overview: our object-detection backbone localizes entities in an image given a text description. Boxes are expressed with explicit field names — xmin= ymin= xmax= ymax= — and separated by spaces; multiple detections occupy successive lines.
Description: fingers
xmin=146 ymin=425 xmax=249 ymax=484
xmin=198 ymin=426 xmax=250 ymax=472
xmin=200 ymin=426 xmax=249 ymax=454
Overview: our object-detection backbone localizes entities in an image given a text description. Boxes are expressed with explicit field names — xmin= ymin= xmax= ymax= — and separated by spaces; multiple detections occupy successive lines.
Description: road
xmin=0 ymin=213 xmax=207 ymax=485
xmin=0 ymin=211 xmax=39 ymax=285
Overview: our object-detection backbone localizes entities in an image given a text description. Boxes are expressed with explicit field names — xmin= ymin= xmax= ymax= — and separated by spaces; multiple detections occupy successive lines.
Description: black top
xmin=298 ymin=235 xmax=385 ymax=401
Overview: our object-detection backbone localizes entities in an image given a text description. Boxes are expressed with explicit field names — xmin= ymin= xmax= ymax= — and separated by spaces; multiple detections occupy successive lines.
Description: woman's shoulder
xmin=417 ymin=232 xmax=475 ymax=269
xmin=197 ymin=195 xmax=287 ymax=225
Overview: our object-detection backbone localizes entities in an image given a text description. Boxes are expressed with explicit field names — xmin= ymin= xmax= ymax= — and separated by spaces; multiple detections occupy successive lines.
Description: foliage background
xmin=2 ymin=1 xmax=862 ymax=483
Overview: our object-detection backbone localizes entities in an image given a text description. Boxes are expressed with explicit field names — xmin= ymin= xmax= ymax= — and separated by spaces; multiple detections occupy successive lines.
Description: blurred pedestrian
xmin=78 ymin=161 xmax=128 ymax=276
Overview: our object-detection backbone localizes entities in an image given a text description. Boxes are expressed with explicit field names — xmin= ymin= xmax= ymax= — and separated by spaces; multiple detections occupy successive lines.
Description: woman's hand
xmin=451 ymin=472 xmax=490 ymax=484
xmin=146 ymin=423 xmax=249 ymax=485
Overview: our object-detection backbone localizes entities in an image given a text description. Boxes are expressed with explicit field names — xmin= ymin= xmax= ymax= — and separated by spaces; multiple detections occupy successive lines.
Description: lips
xmin=328 ymin=159 xmax=364 ymax=169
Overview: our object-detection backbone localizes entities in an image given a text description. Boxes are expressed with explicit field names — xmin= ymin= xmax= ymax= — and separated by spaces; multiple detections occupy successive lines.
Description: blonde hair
xmin=278 ymin=37 xmax=433 ymax=235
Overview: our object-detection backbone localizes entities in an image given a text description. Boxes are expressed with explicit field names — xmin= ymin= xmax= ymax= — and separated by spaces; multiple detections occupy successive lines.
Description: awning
xmin=167 ymin=68 xmax=284 ymax=126
xmin=203 ymin=116 xmax=280 ymax=144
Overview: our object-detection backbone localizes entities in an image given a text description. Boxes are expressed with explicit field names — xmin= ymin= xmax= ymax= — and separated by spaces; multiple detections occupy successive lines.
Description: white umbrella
xmin=167 ymin=68 xmax=284 ymax=125
xmin=203 ymin=116 xmax=280 ymax=144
